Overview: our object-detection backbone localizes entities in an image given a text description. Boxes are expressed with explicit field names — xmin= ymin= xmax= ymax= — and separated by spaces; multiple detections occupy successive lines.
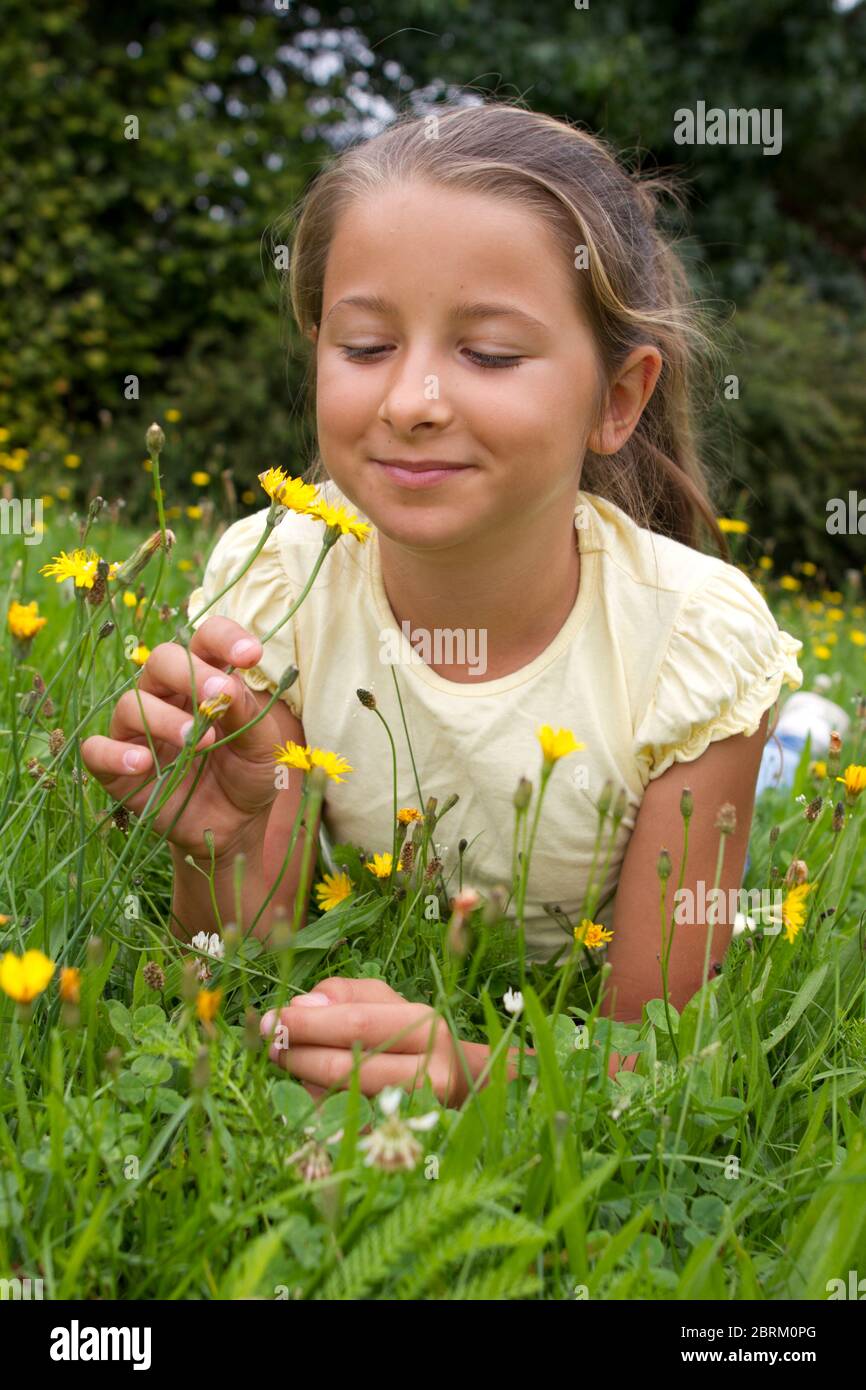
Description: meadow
xmin=1 ymin=425 xmax=865 ymax=1301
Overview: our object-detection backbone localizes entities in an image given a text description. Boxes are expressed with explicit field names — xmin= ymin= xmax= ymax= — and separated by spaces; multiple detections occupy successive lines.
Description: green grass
xmin=1 ymin=471 xmax=865 ymax=1301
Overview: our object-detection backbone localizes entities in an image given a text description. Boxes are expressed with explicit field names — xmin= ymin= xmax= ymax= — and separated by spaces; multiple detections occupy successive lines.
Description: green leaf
xmin=106 ymin=999 xmax=133 ymax=1041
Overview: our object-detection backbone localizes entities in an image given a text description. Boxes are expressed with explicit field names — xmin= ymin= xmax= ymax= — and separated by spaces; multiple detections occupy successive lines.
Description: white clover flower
xmin=503 ymin=987 xmax=524 ymax=1016
xmin=190 ymin=931 xmax=225 ymax=982
xmin=357 ymin=1088 xmax=440 ymax=1171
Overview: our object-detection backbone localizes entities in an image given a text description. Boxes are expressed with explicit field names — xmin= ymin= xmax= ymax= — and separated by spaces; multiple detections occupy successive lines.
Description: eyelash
xmin=338 ymin=346 xmax=523 ymax=370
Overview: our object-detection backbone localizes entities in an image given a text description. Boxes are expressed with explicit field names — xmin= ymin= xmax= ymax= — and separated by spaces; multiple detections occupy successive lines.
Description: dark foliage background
xmin=2 ymin=0 xmax=864 ymax=572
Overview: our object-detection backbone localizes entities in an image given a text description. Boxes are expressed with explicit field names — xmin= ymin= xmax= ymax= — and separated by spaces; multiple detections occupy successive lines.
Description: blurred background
xmin=2 ymin=0 xmax=865 ymax=577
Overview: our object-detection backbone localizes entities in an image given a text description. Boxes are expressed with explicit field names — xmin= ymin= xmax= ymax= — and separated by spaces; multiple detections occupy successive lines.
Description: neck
xmin=376 ymin=497 xmax=582 ymax=684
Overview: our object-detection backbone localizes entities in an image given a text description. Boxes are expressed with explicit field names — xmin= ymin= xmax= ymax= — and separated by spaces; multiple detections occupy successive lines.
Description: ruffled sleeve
xmin=633 ymin=563 xmax=804 ymax=785
xmin=185 ymin=509 xmax=302 ymax=721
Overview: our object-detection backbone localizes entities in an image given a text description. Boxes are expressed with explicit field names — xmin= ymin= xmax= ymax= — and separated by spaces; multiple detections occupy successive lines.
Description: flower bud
xmin=784 ymin=859 xmax=808 ymax=886
xmin=86 ymin=935 xmax=104 ymax=967
xmin=146 ymin=422 xmax=166 ymax=457
xmin=114 ymin=529 xmax=175 ymax=586
xmin=656 ymin=849 xmax=672 ymax=882
xmin=356 ymin=688 xmax=377 ymax=709
xmin=143 ymin=961 xmax=165 ymax=992
xmin=277 ymin=664 xmax=299 ymax=695
xmin=832 ymin=801 xmax=845 ymax=834
xmin=513 ymin=776 xmax=532 ymax=811
xmin=715 ymin=802 xmax=737 ymax=836
xmin=680 ymin=787 xmax=693 ymax=822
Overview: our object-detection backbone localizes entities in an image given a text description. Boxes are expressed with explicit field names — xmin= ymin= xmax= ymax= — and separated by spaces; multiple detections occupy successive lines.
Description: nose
xmin=377 ymin=344 xmax=455 ymax=436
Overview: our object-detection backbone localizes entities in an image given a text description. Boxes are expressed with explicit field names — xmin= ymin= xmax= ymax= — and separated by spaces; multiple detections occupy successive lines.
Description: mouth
xmin=371 ymin=459 xmax=476 ymax=489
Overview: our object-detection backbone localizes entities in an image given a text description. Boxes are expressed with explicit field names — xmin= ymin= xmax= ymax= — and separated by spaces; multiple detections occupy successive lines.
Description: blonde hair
xmin=272 ymin=98 xmax=729 ymax=557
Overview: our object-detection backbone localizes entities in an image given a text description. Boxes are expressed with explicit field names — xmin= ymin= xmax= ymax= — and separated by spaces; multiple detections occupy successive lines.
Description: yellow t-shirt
xmin=187 ymin=482 xmax=804 ymax=963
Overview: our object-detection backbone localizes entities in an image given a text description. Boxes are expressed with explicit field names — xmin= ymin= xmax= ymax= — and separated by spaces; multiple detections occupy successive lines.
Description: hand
xmin=81 ymin=616 xmax=283 ymax=861
xmin=259 ymin=976 xmax=484 ymax=1108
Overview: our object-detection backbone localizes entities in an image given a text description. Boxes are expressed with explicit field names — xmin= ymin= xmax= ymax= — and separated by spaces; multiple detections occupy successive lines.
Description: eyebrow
xmin=324 ymin=294 xmax=548 ymax=333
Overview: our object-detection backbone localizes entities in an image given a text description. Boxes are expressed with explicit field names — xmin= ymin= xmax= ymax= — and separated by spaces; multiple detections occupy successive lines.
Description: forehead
xmin=321 ymin=180 xmax=579 ymax=320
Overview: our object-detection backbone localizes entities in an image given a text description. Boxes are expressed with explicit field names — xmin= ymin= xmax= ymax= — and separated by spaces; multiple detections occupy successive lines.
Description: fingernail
xmin=202 ymin=675 xmax=230 ymax=698
xmin=292 ymin=992 xmax=330 ymax=1008
xmin=123 ymin=749 xmax=148 ymax=771
xmin=260 ymin=1009 xmax=277 ymax=1035
xmin=230 ymin=638 xmax=259 ymax=663
xmin=179 ymin=719 xmax=194 ymax=741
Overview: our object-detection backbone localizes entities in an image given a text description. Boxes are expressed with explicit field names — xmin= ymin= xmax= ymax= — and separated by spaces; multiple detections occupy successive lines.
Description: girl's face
xmin=313 ymin=180 xmax=631 ymax=551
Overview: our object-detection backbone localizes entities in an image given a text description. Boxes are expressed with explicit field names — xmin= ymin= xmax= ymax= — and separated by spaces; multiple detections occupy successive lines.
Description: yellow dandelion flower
xmin=364 ymin=852 xmax=404 ymax=878
xmin=190 ymin=471 xmax=210 ymax=486
xmin=807 ymin=600 xmax=825 ymax=615
xmin=822 ymin=590 xmax=843 ymax=604
xmin=826 ymin=608 xmax=844 ymax=622
xmin=39 ymin=548 xmax=103 ymax=589
xmin=836 ymin=764 xmax=866 ymax=798
xmin=63 ymin=453 xmax=81 ymax=469
xmin=196 ymin=987 xmax=222 ymax=1023
xmin=810 ymin=760 xmax=827 ymax=779
xmin=165 ymin=408 xmax=182 ymax=423
xmin=122 ymin=590 xmax=138 ymax=608
xmin=717 ymin=518 xmax=749 ymax=534
xmin=186 ymin=505 xmax=203 ymax=520
xmin=257 ymin=468 xmax=317 ymax=514
xmin=56 ymin=484 xmax=71 ymax=501
xmin=758 ymin=556 xmax=773 ymax=570
xmin=59 ymin=966 xmax=81 ymax=1005
xmin=849 ymin=630 xmax=866 ymax=647
xmin=273 ymin=741 xmax=352 ymax=783
xmin=198 ymin=691 xmax=233 ymax=721
xmin=0 ymin=949 xmax=56 ymax=1003
xmin=314 ymin=872 xmax=354 ymax=911
xmin=800 ymin=561 xmax=817 ymax=576
xmin=178 ymin=559 xmax=193 ymax=572
xmin=306 ymin=499 xmax=372 ymax=542
xmin=537 ymin=724 xmax=584 ymax=765
xmin=130 ymin=644 xmax=150 ymax=666
xmin=397 ymin=807 xmax=423 ymax=824
xmin=0 ymin=428 xmax=8 ymax=443
xmin=574 ymin=918 xmax=614 ymax=948
xmin=780 ymin=576 xmax=801 ymax=592
xmin=0 ymin=914 xmax=10 ymax=926
xmin=813 ymin=645 xmax=831 ymax=660
xmin=781 ymin=882 xmax=813 ymax=945
xmin=8 ymin=600 xmax=47 ymax=640
xmin=241 ymin=489 xmax=256 ymax=505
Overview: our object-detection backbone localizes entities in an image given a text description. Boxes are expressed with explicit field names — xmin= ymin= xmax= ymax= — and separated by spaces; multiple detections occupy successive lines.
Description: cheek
xmin=316 ymin=359 xmax=374 ymax=443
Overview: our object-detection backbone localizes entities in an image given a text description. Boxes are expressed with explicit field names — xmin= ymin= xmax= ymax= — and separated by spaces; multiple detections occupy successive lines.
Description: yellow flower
xmin=273 ymin=740 xmax=353 ymax=784
xmin=122 ymin=590 xmax=138 ymax=608
xmin=198 ymin=691 xmax=232 ymax=721
xmin=364 ymin=852 xmax=404 ymax=877
xmin=0 ymin=428 xmax=8 ymax=443
xmin=849 ymin=630 xmax=866 ymax=647
xmin=0 ymin=949 xmax=56 ymax=1003
xmin=836 ymin=764 xmax=866 ymax=798
xmin=306 ymin=499 xmax=372 ymax=542
xmin=241 ymin=489 xmax=256 ymax=505
xmin=780 ymin=576 xmax=801 ymax=592
xmin=826 ymin=608 xmax=844 ymax=622
xmin=397 ymin=807 xmax=423 ymax=824
xmin=165 ymin=408 xmax=182 ymax=423
xmin=813 ymin=645 xmax=832 ymax=660
xmin=257 ymin=468 xmax=319 ymax=515
xmin=186 ymin=505 xmax=203 ymax=520
xmin=537 ymin=724 xmax=584 ymax=765
xmin=800 ymin=561 xmax=817 ymax=576
xmin=39 ymin=548 xmax=117 ymax=589
xmin=717 ymin=518 xmax=749 ymax=534
xmin=178 ymin=559 xmax=193 ymax=572
xmin=0 ymin=914 xmax=10 ymax=925
xmin=810 ymin=760 xmax=827 ymax=779
xmin=314 ymin=871 xmax=354 ymax=911
xmin=822 ymin=589 xmax=843 ymax=604
xmin=190 ymin=471 xmax=210 ymax=486
xmin=63 ymin=453 xmax=81 ymax=469
xmin=758 ymin=556 xmax=773 ymax=570
xmin=57 ymin=484 xmax=71 ymax=501
xmin=8 ymin=600 xmax=47 ymax=640
xmin=130 ymin=644 xmax=150 ymax=666
xmin=573 ymin=919 xmax=614 ymax=948
xmin=196 ymin=987 xmax=222 ymax=1023
xmin=59 ymin=966 xmax=81 ymax=1005
xmin=808 ymin=600 xmax=825 ymax=615
xmin=781 ymin=882 xmax=813 ymax=945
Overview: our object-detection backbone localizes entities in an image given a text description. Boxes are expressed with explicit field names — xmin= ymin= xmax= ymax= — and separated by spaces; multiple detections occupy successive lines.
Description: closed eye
xmin=338 ymin=346 xmax=524 ymax=369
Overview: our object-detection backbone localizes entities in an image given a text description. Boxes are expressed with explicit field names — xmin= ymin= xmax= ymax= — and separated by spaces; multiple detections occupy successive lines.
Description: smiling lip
xmin=372 ymin=458 xmax=475 ymax=489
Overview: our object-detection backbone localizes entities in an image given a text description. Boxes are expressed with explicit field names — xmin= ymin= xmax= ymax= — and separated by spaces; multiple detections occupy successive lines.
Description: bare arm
xmin=170 ymin=692 xmax=323 ymax=946
xmin=601 ymin=708 xmax=771 ymax=1035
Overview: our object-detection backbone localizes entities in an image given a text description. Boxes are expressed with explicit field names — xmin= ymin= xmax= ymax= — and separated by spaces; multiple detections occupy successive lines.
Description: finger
xmin=139 ymin=641 xmax=272 ymax=760
xmin=110 ymin=688 xmax=217 ymax=753
xmin=276 ymin=1001 xmax=438 ymax=1054
xmin=81 ymin=732 xmax=156 ymax=786
xmin=188 ymin=615 xmax=263 ymax=670
xmin=303 ymin=977 xmax=405 ymax=1006
xmin=269 ymin=1044 xmax=430 ymax=1096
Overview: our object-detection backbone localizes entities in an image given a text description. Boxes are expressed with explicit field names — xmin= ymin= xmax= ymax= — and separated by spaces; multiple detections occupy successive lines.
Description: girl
xmin=81 ymin=101 xmax=803 ymax=1105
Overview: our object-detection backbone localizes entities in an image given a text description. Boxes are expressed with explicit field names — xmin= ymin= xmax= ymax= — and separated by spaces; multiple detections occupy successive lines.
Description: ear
xmin=587 ymin=345 xmax=662 ymax=456
xmin=307 ymin=324 xmax=319 ymax=345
